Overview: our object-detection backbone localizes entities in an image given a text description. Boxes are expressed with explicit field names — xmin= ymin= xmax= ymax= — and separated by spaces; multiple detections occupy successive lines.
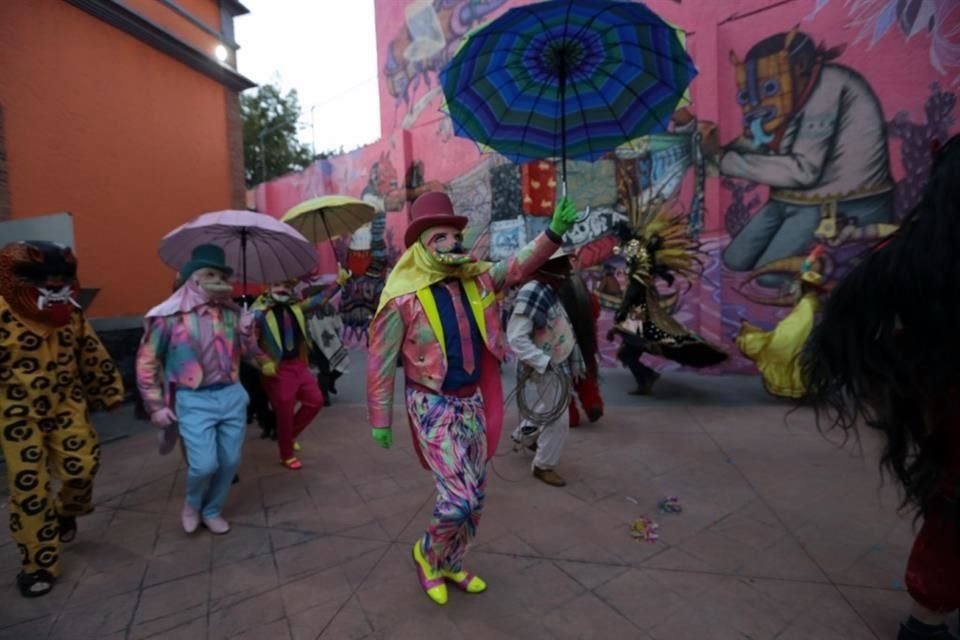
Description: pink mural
xmin=251 ymin=0 xmax=959 ymax=372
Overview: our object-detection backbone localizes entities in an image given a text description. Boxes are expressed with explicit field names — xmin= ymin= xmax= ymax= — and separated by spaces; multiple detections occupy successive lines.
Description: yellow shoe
xmin=293 ymin=441 xmax=302 ymax=452
xmin=440 ymin=568 xmax=487 ymax=593
xmin=412 ymin=541 xmax=448 ymax=605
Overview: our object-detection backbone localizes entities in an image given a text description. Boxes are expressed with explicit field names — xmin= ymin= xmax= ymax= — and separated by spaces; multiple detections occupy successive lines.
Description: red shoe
xmin=282 ymin=457 xmax=303 ymax=470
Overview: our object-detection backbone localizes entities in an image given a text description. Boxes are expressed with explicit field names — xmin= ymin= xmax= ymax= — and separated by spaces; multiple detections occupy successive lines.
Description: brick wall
xmin=0 ymin=104 xmax=10 ymax=221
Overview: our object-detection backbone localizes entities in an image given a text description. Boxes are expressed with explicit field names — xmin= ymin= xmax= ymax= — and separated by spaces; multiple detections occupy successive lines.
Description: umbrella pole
xmin=241 ymin=227 xmax=249 ymax=307
xmin=322 ymin=216 xmax=340 ymax=266
xmin=559 ymin=60 xmax=568 ymax=200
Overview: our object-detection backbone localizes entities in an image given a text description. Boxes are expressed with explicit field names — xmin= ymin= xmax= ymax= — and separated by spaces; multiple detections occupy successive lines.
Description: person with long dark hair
xmin=802 ymin=135 xmax=960 ymax=640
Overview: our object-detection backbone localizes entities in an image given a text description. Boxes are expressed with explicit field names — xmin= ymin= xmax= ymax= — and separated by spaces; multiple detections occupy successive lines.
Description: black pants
xmin=310 ymin=347 xmax=342 ymax=405
xmin=239 ymin=361 xmax=275 ymax=437
xmin=617 ymin=343 xmax=658 ymax=389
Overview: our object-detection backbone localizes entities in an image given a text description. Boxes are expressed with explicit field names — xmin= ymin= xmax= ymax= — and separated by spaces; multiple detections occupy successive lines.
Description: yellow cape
xmin=375 ymin=242 xmax=492 ymax=316
xmin=737 ymin=293 xmax=819 ymax=399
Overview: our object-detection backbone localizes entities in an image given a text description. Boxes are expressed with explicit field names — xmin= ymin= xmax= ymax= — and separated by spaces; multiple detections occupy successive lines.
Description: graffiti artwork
xmin=718 ymin=29 xmax=896 ymax=289
xmin=809 ymin=0 xmax=960 ymax=85
xmin=250 ymin=0 xmax=960 ymax=373
xmin=383 ymin=0 xmax=509 ymax=108
xmin=488 ymin=218 xmax=525 ymax=260
xmin=564 ymin=207 xmax=628 ymax=248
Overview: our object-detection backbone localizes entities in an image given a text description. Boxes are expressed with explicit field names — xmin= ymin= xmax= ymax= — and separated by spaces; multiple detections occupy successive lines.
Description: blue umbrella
xmin=439 ymin=0 xmax=697 ymax=194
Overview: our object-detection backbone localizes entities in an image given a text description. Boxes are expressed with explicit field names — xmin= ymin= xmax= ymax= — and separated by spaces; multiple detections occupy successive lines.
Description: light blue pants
xmin=175 ymin=383 xmax=249 ymax=518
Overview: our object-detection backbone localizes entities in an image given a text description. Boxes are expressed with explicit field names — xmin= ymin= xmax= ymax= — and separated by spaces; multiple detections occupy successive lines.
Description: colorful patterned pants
xmin=0 ymin=413 xmax=100 ymax=575
xmin=406 ymin=387 xmax=487 ymax=572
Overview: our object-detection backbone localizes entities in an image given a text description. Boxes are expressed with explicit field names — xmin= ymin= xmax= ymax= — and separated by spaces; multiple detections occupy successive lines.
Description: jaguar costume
xmin=0 ymin=241 xmax=123 ymax=597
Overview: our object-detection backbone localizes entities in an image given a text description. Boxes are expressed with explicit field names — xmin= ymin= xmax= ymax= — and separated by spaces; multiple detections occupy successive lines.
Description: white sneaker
xmin=181 ymin=503 xmax=200 ymax=534
xmin=202 ymin=515 xmax=231 ymax=535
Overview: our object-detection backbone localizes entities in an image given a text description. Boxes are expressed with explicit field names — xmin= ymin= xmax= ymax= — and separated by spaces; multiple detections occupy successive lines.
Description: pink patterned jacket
xmin=367 ymin=231 xmax=560 ymax=439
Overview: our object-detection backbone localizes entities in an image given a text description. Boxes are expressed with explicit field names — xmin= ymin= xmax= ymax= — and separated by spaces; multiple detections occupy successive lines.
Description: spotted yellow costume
xmin=0 ymin=242 xmax=123 ymax=589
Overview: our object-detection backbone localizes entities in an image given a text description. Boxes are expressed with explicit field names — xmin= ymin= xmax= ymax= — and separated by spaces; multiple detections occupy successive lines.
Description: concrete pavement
xmin=0 ymin=362 xmax=943 ymax=639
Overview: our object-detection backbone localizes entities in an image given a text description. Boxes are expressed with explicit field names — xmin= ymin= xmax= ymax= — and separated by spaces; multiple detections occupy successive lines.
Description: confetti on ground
xmin=630 ymin=516 xmax=660 ymax=543
xmin=658 ymin=496 xmax=683 ymax=514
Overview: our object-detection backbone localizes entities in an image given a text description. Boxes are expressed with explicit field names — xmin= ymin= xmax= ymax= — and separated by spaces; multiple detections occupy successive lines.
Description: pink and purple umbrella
xmin=159 ymin=210 xmax=317 ymax=294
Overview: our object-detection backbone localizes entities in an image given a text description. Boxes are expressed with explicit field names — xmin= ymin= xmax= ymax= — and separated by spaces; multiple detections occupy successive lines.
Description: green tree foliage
xmin=241 ymin=84 xmax=313 ymax=187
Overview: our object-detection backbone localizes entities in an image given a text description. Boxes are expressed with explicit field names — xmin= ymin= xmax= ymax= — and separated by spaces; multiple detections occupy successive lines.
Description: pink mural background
xmin=251 ymin=0 xmax=960 ymax=373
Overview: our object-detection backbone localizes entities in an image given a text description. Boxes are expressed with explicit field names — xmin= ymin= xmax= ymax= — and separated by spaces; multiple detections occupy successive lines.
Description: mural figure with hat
xmin=716 ymin=29 xmax=895 ymax=288
xmin=609 ymin=205 xmax=728 ymax=395
xmin=367 ymin=190 xmax=578 ymax=605
xmin=507 ymin=245 xmax=586 ymax=487
xmin=736 ymin=246 xmax=826 ymax=399
xmin=251 ymin=278 xmax=340 ymax=470
xmin=137 ymin=244 xmax=273 ymax=536
xmin=0 ymin=241 xmax=123 ymax=598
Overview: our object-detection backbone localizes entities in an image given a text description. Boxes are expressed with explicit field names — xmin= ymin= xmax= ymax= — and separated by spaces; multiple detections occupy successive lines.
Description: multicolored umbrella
xmin=159 ymin=210 xmax=316 ymax=294
xmin=281 ymin=195 xmax=376 ymax=244
xmin=439 ymin=0 xmax=697 ymax=193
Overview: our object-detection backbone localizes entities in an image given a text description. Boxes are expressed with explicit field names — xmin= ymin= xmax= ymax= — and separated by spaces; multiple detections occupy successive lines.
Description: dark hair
xmin=801 ymin=134 xmax=960 ymax=519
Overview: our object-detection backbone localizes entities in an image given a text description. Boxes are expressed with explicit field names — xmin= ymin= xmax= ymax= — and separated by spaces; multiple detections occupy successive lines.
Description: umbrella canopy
xmin=159 ymin=210 xmax=316 ymax=289
xmin=282 ymin=195 xmax=376 ymax=244
xmin=439 ymin=0 xmax=696 ymax=189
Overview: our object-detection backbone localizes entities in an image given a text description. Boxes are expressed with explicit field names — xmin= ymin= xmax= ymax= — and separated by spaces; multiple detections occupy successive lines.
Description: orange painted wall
xmin=124 ymin=0 xmax=222 ymax=56
xmin=177 ymin=0 xmax=223 ymax=28
xmin=0 ymin=0 xmax=236 ymax=317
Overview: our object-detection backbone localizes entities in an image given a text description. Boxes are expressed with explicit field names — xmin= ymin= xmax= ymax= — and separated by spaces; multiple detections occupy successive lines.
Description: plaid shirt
xmin=509 ymin=279 xmax=582 ymax=372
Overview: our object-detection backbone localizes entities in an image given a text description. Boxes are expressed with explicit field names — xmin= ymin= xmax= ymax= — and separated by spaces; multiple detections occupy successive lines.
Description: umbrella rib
xmin=592 ymin=23 xmax=690 ymax=67
xmin=569 ymin=79 xmax=599 ymax=161
xmin=442 ymin=2 xmax=618 ymax=85
xmin=441 ymin=45 xmax=539 ymax=77
xmin=568 ymin=10 xmax=688 ymax=70
xmin=598 ymin=43 xmax=695 ymax=87
xmin=251 ymin=230 xmax=267 ymax=285
xmin=470 ymin=73 xmax=551 ymax=158
xmin=589 ymin=63 xmax=682 ymax=132
xmin=581 ymin=70 xmax=652 ymax=158
xmin=515 ymin=79 xmax=553 ymax=163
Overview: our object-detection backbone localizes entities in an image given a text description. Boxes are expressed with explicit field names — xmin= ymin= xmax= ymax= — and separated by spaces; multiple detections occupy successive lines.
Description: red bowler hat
xmin=404 ymin=191 xmax=469 ymax=248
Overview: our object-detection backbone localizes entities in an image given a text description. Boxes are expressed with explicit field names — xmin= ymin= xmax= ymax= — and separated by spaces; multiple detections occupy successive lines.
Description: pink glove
xmin=150 ymin=408 xmax=177 ymax=428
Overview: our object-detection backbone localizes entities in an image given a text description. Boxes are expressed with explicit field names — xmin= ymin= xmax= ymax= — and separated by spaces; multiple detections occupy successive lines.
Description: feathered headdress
xmin=614 ymin=199 xmax=705 ymax=284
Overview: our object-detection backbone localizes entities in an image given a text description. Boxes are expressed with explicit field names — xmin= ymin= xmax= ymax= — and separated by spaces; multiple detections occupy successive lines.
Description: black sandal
xmin=17 ymin=570 xmax=55 ymax=598
xmin=58 ymin=515 xmax=77 ymax=543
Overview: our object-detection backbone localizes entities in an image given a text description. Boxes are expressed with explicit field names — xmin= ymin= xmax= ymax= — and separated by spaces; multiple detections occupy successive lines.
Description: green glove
xmin=548 ymin=196 xmax=578 ymax=237
xmin=371 ymin=427 xmax=393 ymax=449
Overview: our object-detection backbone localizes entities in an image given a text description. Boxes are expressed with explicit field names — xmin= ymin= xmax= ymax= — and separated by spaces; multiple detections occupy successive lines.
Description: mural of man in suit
xmin=715 ymin=30 xmax=896 ymax=288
